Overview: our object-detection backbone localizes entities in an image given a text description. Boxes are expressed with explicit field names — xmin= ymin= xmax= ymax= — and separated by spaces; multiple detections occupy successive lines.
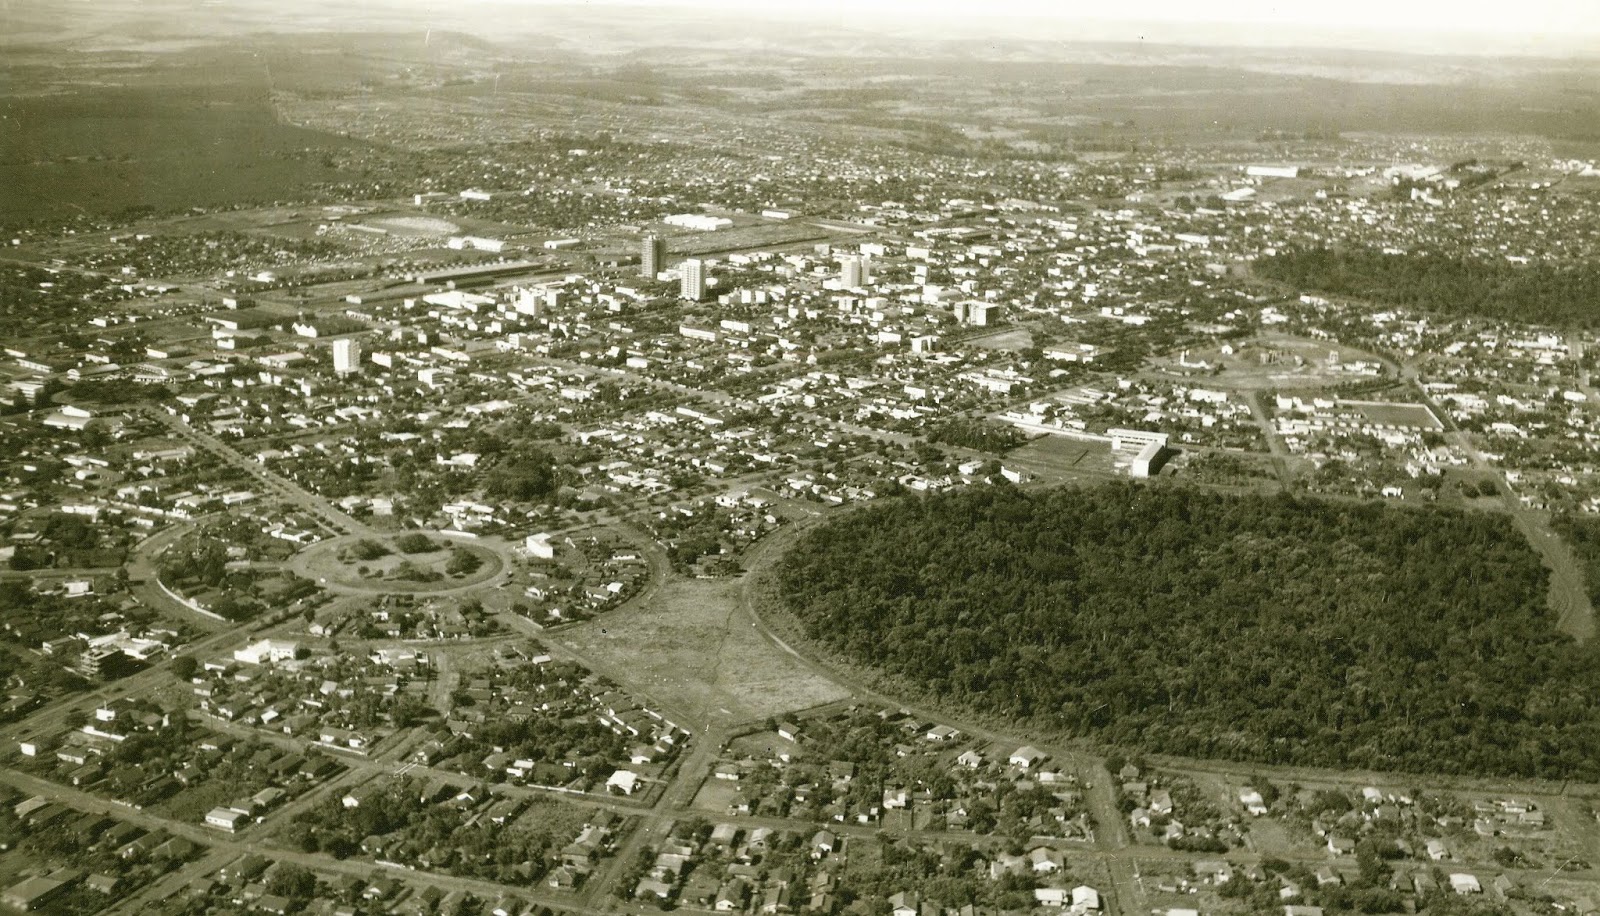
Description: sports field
xmin=1002 ymin=433 xmax=1116 ymax=483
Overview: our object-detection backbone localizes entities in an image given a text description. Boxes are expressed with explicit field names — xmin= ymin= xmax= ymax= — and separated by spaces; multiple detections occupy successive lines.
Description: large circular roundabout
xmin=289 ymin=532 xmax=507 ymax=595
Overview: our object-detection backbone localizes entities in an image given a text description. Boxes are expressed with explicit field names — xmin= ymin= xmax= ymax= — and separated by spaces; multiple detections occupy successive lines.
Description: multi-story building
xmin=840 ymin=255 xmax=864 ymax=289
xmin=680 ymin=259 xmax=706 ymax=301
xmin=641 ymin=234 xmax=666 ymax=279
xmin=332 ymin=338 xmax=361 ymax=375
xmin=954 ymin=300 xmax=1000 ymax=327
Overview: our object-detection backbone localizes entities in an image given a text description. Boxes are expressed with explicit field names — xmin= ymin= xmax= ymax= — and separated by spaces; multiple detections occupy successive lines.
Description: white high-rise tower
xmin=840 ymin=255 xmax=864 ymax=289
xmin=332 ymin=338 xmax=361 ymax=375
xmin=641 ymin=235 xmax=666 ymax=279
xmin=680 ymin=259 xmax=706 ymax=301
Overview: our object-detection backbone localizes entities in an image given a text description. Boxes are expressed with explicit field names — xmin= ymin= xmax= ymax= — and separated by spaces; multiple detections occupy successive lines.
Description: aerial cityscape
xmin=2 ymin=1 xmax=1600 ymax=915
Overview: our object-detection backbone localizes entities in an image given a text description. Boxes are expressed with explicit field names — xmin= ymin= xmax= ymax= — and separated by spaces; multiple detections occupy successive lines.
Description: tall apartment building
xmin=840 ymin=255 xmax=864 ymax=289
xmin=680 ymin=259 xmax=706 ymax=301
xmin=641 ymin=234 xmax=666 ymax=279
xmin=332 ymin=337 xmax=361 ymax=375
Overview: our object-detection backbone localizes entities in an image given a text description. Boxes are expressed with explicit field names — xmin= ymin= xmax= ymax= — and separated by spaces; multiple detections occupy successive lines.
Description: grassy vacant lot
xmin=506 ymin=796 xmax=593 ymax=837
xmin=551 ymin=578 xmax=848 ymax=727
xmin=1345 ymin=400 xmax=1442 ymax=429
xmin=690 ymin=777 xmax=742 ymax=815
xmin=965 ymin=328 xmax=1034 ymax=352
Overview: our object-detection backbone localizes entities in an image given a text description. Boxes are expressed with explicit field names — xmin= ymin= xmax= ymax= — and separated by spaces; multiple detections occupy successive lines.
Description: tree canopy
xmin=776 ymin=483 xmax=1600 ymax=779
xmin=925 ymin=419 xmax=1027 ymax=454
xmin=483 ymin=447 xmax=560 ymax=502
xmin=1254 ymin=246 xmax=1600 ymax=328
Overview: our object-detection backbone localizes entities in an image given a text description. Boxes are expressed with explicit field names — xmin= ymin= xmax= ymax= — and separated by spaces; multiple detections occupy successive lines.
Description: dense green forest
xmin=1254 ymin=246 xmax=1600 ymax=328
xmin=776 ymin=483 xmax=1600 ymax=779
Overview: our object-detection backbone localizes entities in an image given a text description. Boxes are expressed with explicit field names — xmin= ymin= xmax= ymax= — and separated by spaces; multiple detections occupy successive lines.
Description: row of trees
xmin=777 ymin=483 xmax=1600 ymax=780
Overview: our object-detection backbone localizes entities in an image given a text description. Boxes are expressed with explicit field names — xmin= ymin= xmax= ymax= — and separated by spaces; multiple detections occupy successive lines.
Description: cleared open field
xmin=1343 ymin=399 xmax=1443 ymax=429
xmin=965 ymin=328 xmax=1033 ymax=351
xmin=551 ymin=577 xmax=849 ymax=728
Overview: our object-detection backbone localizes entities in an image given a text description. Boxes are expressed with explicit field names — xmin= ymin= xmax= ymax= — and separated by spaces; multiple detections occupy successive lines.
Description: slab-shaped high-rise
xmin=680 ymin=258 xmax=706 ymax=301
xmin=641 ymin=234 xmax=666 ymax=279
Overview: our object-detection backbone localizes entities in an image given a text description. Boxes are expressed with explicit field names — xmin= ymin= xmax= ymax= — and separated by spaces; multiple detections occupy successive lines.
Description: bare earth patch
xmin=551 ymin=578 xmax=848 ymax=728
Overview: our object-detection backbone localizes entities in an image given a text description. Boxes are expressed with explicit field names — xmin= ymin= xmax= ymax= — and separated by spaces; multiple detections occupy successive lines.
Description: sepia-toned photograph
xmin=1 ymin=1 xmax=1599 ymax=914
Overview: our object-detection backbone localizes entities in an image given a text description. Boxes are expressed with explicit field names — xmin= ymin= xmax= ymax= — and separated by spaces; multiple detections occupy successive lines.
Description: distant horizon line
xmin=461 ymin=0 xmax=1600 ymax=59
xmin=8 ymin=0 xmax=1599 ymax=60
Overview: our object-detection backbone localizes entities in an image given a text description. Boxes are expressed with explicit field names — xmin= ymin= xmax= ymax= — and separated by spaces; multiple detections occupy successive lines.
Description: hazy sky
xmin=931 ymin=0 xmax=1591 ymax=34
xmin=511 ymin=0 xmax=1600 ymax=45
